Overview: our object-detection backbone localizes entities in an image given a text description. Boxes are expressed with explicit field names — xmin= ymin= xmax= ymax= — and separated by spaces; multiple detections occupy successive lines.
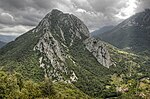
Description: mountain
xmin=0 ymin=9 xmax=113 ymax=97
xmin=0 ymin=34 xmax=17 ymax=43
xmin=0 ymin=9 xmax=150 ymax=98
xmin=91 ymin=25 xmax=114 ymax=37
xmin=0 ymin=41 xmax=6 ymax=48
xmin=95 ymin=9 xmax=150 ymax=53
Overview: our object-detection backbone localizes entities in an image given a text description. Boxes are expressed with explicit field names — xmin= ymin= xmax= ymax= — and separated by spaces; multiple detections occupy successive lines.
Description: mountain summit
xmin=35 ymin=9 xmax=90 ymax=40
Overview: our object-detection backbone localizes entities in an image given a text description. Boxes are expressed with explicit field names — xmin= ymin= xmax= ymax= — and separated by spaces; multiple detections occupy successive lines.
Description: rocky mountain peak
xmin=51 ymin=9 xmax=63 ymax=14
xmin=119 ymin=9 xmax=150 ymax=28
xmin=44 ymin=9 xmax=63 ymax=19
xmin=35 ymin=9 xmax=90 ymax=41
xmin=32 ymin=9 xmax=112 ymax=82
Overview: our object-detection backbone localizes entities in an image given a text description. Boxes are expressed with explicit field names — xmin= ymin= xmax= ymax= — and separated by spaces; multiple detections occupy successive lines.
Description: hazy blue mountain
xmin=0 ymin=41 xmax=6 ymax=48
xmin=0 ymin=34 xmax=17 ymax=43
xmin=91 ymin=25 xmax=114 ymax=37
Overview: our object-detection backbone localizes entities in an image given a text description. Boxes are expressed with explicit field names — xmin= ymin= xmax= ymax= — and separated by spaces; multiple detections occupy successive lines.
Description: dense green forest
xmin=0 ymin=70 xmax=91 ymax=99
xmin=0 ymin=68 xmax=149 ymax=99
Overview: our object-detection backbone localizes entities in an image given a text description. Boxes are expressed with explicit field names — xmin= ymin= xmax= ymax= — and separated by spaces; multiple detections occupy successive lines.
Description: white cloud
xmin=0 ymin=25 xmax=34 ymax=36
xmin=76 ymin=8 xmax=87 ymax=13
xmin=0 ymin=12 xmax=15 ymax=25
xmin=1 ymin=13 xmax=15 ymax=21
xmin=116 ymin=0 xmax=139 ymax=19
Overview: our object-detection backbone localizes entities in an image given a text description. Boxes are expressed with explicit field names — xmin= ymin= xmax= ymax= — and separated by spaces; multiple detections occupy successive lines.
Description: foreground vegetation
xmin=0 ymin=70 xmax=90 ymax=99
xmin=0 ymin=69 xmax=149 ymax=99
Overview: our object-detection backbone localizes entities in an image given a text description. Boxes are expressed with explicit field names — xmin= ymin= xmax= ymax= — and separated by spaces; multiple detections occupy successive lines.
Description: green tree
xmin=23 ymin=80 xmax=41 ymax=98
xmin=0 ymin=71 xmax=20 ymax=99
xmin=39 ymin=77 xmax=56 ymax=97
xmin=14 ymin=72 xmax=24 ymax=91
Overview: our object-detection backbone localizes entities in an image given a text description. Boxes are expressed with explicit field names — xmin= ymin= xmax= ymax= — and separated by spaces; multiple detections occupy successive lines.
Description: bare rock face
xmin=84 ymin=38 xmax=112 ymax=68
xmin=34 ymin=29 xmax=78 ymax=83
xmin=33 ymin=9 xmax=112 ymax=82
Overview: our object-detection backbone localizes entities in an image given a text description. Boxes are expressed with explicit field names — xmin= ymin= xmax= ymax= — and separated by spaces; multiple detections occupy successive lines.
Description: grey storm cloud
xmin=0 ymin=0 xmax=150 ymax=36
xmin=135 ymin=0 xmax=150 ymax=12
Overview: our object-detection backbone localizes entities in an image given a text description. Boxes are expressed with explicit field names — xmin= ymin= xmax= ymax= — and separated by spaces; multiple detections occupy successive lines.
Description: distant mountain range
xmin=0 ymin=34 xmax=17 ymax=43
xmin=91 ymin=25 xmax=114 ymax=37
xmin=0 ymin=41 xmax=6 ymax=48
xmin=0 ymin=35 xmax=16 ymax=48
xmin=93 ymin=9 xmax=150 ymax=53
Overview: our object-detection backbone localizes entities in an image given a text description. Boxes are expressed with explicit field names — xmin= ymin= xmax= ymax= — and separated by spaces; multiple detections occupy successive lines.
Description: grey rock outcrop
xmin=84 ymin=38 xmax=112 ymax=68
xmin=34 ymin=29 xmax=78 ymax=83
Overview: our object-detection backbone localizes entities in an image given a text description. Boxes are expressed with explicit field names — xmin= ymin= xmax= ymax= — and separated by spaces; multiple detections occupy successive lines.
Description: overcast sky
xmin=0 ymin=0 xmax=150 ymax=36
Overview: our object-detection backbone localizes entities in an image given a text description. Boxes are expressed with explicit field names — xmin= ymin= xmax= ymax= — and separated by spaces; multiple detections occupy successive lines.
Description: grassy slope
xmin=0 ymin=29 xmax=45 ymax=81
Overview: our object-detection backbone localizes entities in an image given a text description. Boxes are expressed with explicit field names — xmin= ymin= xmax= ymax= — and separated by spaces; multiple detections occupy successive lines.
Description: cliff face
xmin=84 ymin=38 xmax=112 ymax=68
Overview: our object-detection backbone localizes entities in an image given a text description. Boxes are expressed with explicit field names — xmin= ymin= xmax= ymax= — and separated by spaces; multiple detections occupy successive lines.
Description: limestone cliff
xmin=84 ymin=38 xmax=112 ymax=68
